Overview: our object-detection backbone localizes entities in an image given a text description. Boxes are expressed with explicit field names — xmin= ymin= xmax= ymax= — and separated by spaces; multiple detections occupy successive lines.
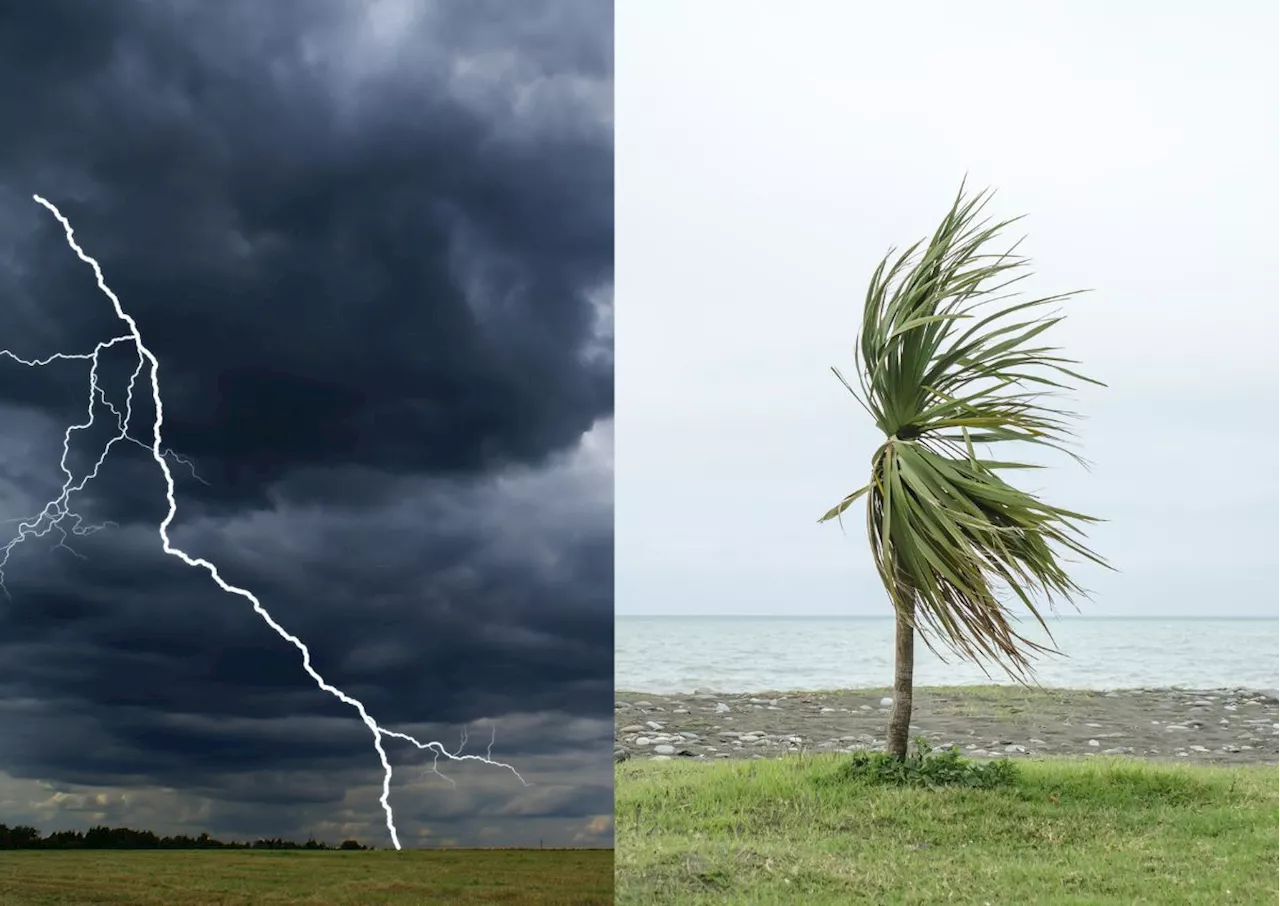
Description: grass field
xmin=0 ymin=848 xmax=613 ymax=905
xmin=615 ymin=754 xmax=1279 ymax=905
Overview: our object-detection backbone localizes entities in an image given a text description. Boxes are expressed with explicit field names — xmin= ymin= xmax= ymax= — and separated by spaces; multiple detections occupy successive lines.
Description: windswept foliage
xmin=820 ymin=183 xmax=1108 ymax=677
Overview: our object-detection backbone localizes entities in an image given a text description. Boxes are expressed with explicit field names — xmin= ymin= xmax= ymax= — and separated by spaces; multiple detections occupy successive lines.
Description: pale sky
xmin=615 ymin=1 xmax=1279 ymax=617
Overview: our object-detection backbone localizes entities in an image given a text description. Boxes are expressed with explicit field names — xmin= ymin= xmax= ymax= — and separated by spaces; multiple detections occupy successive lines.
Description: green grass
xmin=0 ymin=848 xmax=612 ymax=905
xmin=909 ymin=684 xmax=1097 ymax=718
xmin=615 ymin=754 xmax=1279 ymax=905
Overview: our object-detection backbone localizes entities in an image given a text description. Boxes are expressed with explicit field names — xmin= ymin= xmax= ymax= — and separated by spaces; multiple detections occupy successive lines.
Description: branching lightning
xmin=0 ymin=196 xmax=529 ymax=850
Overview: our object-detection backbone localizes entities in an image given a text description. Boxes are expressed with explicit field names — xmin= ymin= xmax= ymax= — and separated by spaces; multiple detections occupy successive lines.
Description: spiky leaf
xmin=821 ymin=182 xmax=1109 ymax=678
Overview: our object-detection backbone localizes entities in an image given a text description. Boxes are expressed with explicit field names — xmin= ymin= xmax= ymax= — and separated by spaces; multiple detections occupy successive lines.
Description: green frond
xmin=820 ymin=183 xmax=1109 ymax=679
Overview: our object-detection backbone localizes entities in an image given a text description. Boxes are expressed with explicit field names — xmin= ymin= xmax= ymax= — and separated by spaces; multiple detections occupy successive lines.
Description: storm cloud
xmin=0 ymin=0 xmax=613 ymax=848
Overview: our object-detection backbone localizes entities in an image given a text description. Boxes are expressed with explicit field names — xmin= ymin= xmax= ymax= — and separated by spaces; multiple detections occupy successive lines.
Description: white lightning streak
xmin=2 ymin=196 xmax=529 ymax=850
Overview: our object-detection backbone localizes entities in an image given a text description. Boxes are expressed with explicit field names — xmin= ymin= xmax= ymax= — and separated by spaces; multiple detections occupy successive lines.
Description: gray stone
xmin=653 ymin=744 xmax=676 ymax=755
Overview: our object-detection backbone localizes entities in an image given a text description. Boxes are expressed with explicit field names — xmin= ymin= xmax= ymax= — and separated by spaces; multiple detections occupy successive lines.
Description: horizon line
xmin=616 ymin=613 xmax=1278 ymax=620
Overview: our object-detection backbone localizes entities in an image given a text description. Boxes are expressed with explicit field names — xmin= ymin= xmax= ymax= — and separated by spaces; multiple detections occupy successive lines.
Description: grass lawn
xmin=615 ymin=754 xmax=1278 ymax=905
xmin=0 ymin=848 xmax=613 ymax=905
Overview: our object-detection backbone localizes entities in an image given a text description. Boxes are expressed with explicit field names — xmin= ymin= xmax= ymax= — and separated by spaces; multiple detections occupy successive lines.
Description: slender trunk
xmin=886 ymin=597 xmax=915 ymax=760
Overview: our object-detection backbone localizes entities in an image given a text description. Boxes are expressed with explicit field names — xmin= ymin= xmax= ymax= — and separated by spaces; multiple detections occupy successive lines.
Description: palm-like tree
xmin=820 ymin=183 xmax=1109 ymax=760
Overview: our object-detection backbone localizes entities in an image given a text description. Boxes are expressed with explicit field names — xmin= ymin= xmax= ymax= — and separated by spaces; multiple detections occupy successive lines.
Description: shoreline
xmin=616 ymin=684 xmax=1280 ymax=696
xmin=614 ymin=686 xmax=1279 ymax=765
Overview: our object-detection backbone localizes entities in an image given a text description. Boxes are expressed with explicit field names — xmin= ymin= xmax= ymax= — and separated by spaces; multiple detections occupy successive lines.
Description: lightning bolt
xmin=1 ymin=195 xmax=529 ymax=850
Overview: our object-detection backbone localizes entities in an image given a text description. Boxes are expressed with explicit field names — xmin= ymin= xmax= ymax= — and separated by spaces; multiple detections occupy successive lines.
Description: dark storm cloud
xmin=0 ymin=0 xmax=612 ymax=503
xmin=0 ymin=0 xmax=612 ymax=847
xmin=2 ymin=459 xmax=612 ymax=778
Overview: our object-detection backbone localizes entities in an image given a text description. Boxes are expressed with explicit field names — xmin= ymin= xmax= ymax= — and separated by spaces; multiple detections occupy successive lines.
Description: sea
xmin=616 ymin=616 xmax=1280 ymax=694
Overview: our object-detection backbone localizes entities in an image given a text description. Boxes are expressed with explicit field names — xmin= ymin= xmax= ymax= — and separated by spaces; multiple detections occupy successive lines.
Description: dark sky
xmin=0 ymin=0 xmax=613 ymax=848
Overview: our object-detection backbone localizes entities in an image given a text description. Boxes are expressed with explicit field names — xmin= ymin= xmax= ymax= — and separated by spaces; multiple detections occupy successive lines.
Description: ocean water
xmin=616 ymin=616 xmax=1280 ymax=694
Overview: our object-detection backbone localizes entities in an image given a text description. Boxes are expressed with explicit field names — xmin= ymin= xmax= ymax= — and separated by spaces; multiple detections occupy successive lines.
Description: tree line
xmin=0 ymin=823 xmax=370 ymax=850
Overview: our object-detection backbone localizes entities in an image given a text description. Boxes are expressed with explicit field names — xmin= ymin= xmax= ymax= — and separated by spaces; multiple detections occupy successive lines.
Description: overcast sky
xmin=0 ymin=0 xmax=612 ymax=848
xmin=616 ymin=0 xmax=1278 ymax=618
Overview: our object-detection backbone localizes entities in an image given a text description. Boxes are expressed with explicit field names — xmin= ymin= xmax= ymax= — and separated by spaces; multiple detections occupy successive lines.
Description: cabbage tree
xmin=820 ymin=183 xmax=1108 ymax=760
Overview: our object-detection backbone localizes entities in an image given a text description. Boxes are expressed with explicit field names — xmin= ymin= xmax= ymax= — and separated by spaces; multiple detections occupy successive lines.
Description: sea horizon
xmin=616 ymin=614 xmax=1280 ymax=693
xmin=618 ymin=614 xmax=1278 ymax=620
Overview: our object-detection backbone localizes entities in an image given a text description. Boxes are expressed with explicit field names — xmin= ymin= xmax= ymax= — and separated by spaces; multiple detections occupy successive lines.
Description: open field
xmin=0 ymin=848 xmax=613 ymax=905
xmin=615 ymin=754 xmax=1278 ymax=905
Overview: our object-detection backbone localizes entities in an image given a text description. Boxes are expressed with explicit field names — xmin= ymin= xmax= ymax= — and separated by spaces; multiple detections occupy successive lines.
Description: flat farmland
xmin=0 ymin=848 xmax=613 ymax=905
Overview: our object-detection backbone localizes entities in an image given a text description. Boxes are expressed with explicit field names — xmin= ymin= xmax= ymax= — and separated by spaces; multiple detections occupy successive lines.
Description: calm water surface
xmin=616 ymin=616 xmax=1279 ymax=693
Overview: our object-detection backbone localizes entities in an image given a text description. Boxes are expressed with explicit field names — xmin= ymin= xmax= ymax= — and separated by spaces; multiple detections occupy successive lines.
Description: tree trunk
xmin=886 ymin=598 xmax=915 ymax=760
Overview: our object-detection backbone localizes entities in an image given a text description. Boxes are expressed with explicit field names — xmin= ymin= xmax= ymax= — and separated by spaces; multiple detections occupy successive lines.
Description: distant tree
xmin=252 ymin=837 xmax=302 ymax=850
xmin=820 ymin=183 xmax=1108 ymax=760
xmin=339 ymin=839 xmax=366 ymax=850
xmin=0 ymin=822 xmax=329 ymax=850
xmin=1 ymin=824 xmax=42 ymax=849
xmin=43 ymin=829 xmax=87 ymax=849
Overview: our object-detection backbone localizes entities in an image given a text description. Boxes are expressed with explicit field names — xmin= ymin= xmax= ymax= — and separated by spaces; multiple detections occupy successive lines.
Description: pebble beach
xmin=614 ymin=686 xmax=1280 ymax=765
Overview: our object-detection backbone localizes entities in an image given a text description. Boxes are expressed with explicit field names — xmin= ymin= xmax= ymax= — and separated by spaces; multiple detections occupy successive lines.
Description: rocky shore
xmin=614 ymin=686 xmax=1280 ymax=765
